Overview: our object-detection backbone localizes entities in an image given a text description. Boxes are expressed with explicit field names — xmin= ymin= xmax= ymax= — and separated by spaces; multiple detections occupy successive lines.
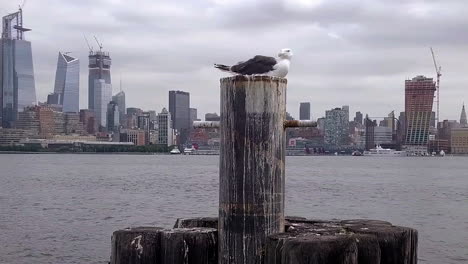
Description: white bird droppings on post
xmin=130 ymin=235 xmax=143 ymax=258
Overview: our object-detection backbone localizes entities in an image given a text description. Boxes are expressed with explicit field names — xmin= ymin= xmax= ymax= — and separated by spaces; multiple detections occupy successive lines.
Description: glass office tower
xmin=52 ymin=52 xmax=79 ymax=113
xmin=0 ymin=8 xmax=36 ymax=127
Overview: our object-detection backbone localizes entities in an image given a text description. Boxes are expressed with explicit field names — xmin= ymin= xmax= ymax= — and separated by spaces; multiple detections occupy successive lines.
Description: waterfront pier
xmin=110 ymin=76 xmax=418 ymax=264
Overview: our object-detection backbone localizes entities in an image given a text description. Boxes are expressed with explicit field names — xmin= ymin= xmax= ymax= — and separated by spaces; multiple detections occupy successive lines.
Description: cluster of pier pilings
xmin=111 ymin=76 xmax=418 ymax=264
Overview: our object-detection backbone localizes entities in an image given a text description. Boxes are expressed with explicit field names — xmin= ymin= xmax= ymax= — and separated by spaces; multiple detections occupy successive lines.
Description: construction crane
xmin=83 ymin=35 xmax=93 ymax=53
xmin=430 ymin=47 xmax=442 ymax=152
xmin=94 ymin=36 xmax=103 ymax=52
xmin=20 ymin=0 xmax=27 ymax=9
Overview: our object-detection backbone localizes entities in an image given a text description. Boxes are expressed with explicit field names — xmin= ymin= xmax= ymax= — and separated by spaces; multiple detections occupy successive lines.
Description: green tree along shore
xmin=0 ymin=144 xmax=171 ymax=153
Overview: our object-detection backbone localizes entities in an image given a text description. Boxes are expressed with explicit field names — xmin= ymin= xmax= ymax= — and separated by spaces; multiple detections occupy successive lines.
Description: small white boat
xmin=170 ymin=147 xmax=181 ymax=154
xmin=183 ymin=146 xmax=195 ymax=154
xmin=440 ymin=150 xmax=446 ymax=157
xmin=363 ymin=145 xmax=406 ymax=157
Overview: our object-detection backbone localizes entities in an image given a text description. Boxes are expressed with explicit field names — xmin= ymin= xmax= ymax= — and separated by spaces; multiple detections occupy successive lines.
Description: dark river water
xmin=0 ymin=154 xmax=467 ymax=264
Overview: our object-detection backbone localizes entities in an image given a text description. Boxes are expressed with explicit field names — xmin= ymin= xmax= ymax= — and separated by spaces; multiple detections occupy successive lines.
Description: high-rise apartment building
xmin=324 ymin=107 xmax=349 ymax=147
xmin=342 ymin=105 xmax=349 ymax=121
xmin=169 ymin=90 xmax=190 ymax=144
xmin=299 ymin=102 xmax=310 ymax=120
xmin=88 ymin=48 xmax=112 ymax=129
xmin=157 ymin=107 xmax=173 ymax=146
xmin=354 ymin=111 xmax=363 ymax=125
xmin=190 ymin=108 xmax=199 ymax=127
xmin=94 ymin=79 xmax=112 ymax=129
xmin=51 ymin=52 xmax=79 ymax=112
xmin=430 ymin=111 xmax=436 ymax=128
xmin=364 ymin=116 xmax=377 ymax=150
xmin=374 ymin=126 xmax=393 ymax=145
xmin=64 ymin=112 xmax=83 ymax=135
xmin=438 ymin=119 xmax=460 ymax=152
xmin=0 ymin=8 xmax=36 ymax=128
xmin=79 ymin=109 xmax=96 ymax=135
xmin=112 ymin=91 xmax=125 ymax=125
xmin=126 ymin=107 xmax=143 ymax=116
xmin=16 ymin=105 xmax=73 ymax=138
xmin=451 ymin=128 xmax=468 ymax=154
xmin=106 ymin=101 xmax=119 ymax=132
xmin=137 ymin=112 xmax=151 ymax=145
xmin=404 ymin=76 xmax=436 ymax=151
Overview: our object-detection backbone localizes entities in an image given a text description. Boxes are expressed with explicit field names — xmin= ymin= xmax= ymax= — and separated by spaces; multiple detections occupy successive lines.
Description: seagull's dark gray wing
xmin=230 ymin=55 xmax=277 ymax=75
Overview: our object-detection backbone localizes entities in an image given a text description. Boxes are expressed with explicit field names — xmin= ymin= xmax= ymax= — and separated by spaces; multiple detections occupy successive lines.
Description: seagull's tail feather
xmin=214 ymin=64 xmax=231 ymax=72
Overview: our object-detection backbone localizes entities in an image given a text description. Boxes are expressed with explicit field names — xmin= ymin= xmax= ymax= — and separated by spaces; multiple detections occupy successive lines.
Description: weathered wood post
xmin=219 ymin=75 xmax=287 ymax=264
xmin=111 ymin=227 xmax=163 ymax=264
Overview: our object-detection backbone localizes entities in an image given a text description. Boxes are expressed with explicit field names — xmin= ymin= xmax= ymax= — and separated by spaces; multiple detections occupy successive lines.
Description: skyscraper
xmin=404 ymin=76 xmax=436 ymax=153
xmin=190 ymin=108 xmax=199 ymax=127
xmin=324 ymin=107 xmax=349 ymax=147
xmin=51 ymin=52 xmax=79 ymax=113
xmin=460 ymin=103 xmax=467 ymax=127
xmin=88 ymin=47 xmax=112 ymax=129
xmin=79 ymin=109 xmax=96 ymax=135
xmin=354 ymin=111 xmax=363 ymax=125
xmin=157 ymin=107 xmax=173 ymax=146
xmin=0 ymin=8 xmax=36 ymax=128
xmin=106 ymin=101 xmax=119 ymax=132
xmin=94 ymin=79 xmax=112 ymax=128
xmin=169 ymin=90 xmax=190 ymax=144
xmin=342 ymin=105 xmax=349 ymax=121
xmin=364 ymin=116 xmax=377 ymax=150
xmin=430 ymin=111 xmax=436 ymax=128
xmin=299 ymin=102 xmax=310 ymax=120
xmin=112 ymin=91 xmax=125 ymax=125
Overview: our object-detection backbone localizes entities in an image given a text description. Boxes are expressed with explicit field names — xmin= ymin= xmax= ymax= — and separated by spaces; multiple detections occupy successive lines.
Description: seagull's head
xmin=278 ymin=48 xmax=293 ymax=60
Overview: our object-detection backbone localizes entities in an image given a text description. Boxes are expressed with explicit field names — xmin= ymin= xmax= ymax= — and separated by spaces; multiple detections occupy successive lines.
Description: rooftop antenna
xmin=94 ymin=35 xmax=103 ymax=52
xmin=83 ymin=34 xmax=93 ymax=53
xmin=20 ymin=0 xmax=27 ymax=9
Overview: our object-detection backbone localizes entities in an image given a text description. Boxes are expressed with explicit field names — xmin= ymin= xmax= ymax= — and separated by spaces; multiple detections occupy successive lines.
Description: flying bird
xmin=214 ymin=48 xmax=293 ymax=78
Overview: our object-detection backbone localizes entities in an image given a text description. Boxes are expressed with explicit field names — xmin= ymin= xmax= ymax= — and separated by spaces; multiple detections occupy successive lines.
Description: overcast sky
xmin=2 ymin=0 xmax=467 ymax=121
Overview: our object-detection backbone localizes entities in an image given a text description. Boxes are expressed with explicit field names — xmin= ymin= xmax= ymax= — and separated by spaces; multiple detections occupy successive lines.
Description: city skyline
xmin=1 ymin=0 xmax=468 ymax=121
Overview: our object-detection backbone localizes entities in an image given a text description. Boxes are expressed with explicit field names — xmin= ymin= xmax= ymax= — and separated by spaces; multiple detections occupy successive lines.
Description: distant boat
xmin=351 ymin=150 xmax=363 ymax=156
xmin=183 ymin=146 xmax=195 ymax=154
xmin=170 ymin=147 xmax=181 ymax=155
xmin=363 ymin=145 xmax=406 ymax=157
xmin=440 ymin=150 xmax=446 ymax=157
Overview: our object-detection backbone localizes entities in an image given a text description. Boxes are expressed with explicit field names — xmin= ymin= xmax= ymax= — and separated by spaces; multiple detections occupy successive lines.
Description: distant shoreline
xmin=1 ymin=151 xmax=467 ymax=157
xmin=0 ymin=151 xmax=170 ymax=155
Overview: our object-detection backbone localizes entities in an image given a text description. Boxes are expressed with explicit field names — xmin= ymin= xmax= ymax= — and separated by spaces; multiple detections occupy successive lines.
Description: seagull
xmin=214 ymin=48 xmax=293 ymax=78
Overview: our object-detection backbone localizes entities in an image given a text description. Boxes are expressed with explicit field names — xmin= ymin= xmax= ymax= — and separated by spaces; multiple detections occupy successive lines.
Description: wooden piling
xmin=110 ymin=227 xmax=163 ymax=264
xmin=110 ymin=75 xmax=419 ymax=264
xmin=174 ymin=217 xmax=218 ymax=229
xmin=219 ymin=75 xmax=287 ymax=264
xmin=266 ymin=219 xmax=418 ymax=264
xmin=160 ymin=228 xmax=218 ymax=264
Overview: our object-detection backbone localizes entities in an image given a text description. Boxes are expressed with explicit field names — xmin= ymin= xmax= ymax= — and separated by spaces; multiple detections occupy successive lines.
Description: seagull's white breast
xmin=268 ymin=59 xmax=290 ymax=78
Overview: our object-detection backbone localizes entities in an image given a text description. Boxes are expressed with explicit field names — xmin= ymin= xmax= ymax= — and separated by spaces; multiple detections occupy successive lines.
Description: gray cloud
xmin=1 ymin=0 xmax=467 ymax=121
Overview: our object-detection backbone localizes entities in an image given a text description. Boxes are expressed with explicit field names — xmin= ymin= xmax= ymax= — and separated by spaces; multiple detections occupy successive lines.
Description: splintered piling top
xmin=220 ymin=75 xmax=288 ymax=84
